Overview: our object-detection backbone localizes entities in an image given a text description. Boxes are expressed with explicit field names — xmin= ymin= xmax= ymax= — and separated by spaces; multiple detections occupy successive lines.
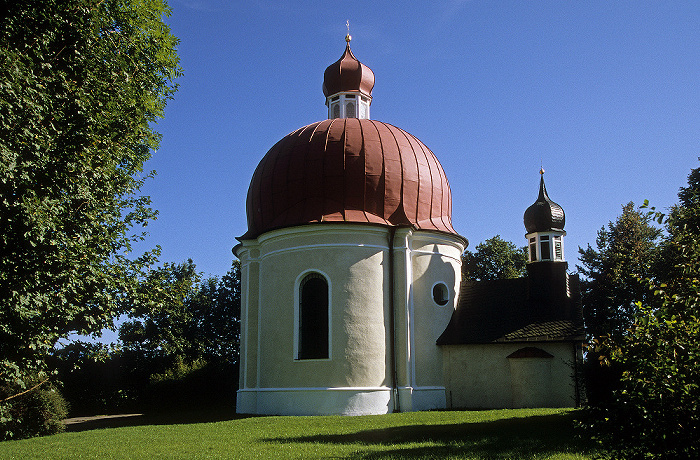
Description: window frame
xmin=293 ymin=270 xmax=332 ymax=361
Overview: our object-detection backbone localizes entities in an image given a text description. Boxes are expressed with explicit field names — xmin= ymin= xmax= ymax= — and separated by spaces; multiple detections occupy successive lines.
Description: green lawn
xmin=0 ymin=408 xmax=597 ymax=459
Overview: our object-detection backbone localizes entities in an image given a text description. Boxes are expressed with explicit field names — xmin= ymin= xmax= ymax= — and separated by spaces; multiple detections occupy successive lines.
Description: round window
xmin=432 ymin=282 xmax=449 ymax=306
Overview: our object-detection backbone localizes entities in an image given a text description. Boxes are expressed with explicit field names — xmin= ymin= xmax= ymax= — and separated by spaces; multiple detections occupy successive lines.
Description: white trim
xmin=293 ymin=269 xmax=332 ymax=361
xmin=525 ymin=230 xmax=566 ymax=263
xmin=240 ymin=386 xmax=390 ymax=393
xmin=237 ymin=386 xmax=391 ymax=416
xmin=256 ymin=262 xmax=262 ymax=389
xmin=241 ymin=263 xmax=249 ymax=388
xmin=262 ymin=242 xmax=388 ymax=260
xmin=407 ymin=233 xmax=417 ymax=390
xmin=256 ymin=223 xmax=389 ymax=244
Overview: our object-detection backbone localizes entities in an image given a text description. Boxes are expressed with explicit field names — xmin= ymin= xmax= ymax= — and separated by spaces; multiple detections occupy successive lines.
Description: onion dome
xmin=322 ymin=37 xmax=375 ymax=98
xmin=523 ymin=172 xmax=565 ymax=233
xmin=242 ymin=118 xmax=457 ymax=239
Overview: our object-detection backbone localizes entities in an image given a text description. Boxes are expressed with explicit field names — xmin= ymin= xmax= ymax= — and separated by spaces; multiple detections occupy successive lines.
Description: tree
xmin=118 ymin=260 xmax=241 ymax=409
xmin=462 ymin=235 xmax=527 ymax=282
xmin=0 ymin=0 xmax=180 ymax=437
xmin=584 ymin=167 xmax=700 ymax=458
xmin=577 ymin=202 xmax=662 ymax=342
xmin=119 ymin=259 xmax=241 ymax=370
xmin=575 ymin=203 xmax=662 ymax=407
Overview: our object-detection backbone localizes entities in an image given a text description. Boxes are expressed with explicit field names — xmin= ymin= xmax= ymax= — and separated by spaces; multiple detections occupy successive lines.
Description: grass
xmin=0 ymin=408 xmax=597 ymax=459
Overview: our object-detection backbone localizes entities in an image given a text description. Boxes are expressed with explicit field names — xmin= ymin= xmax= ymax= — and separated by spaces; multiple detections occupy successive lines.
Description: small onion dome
xmin=523 ymin=175 xmax=565 ymax=233
xmin=322 ymin=41 xmax=375 ymax=98
xmin=242 ymin=118 xmax=458 ymax=239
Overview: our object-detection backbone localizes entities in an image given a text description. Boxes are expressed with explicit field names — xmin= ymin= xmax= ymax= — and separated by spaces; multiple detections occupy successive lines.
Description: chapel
xmin=233 ymin=36 xmax=583 ymax=415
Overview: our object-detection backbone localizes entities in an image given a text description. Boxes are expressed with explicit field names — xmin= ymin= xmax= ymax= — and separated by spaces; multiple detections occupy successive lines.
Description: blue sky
xmin=136 ymin=0 xmax=699 ymax=279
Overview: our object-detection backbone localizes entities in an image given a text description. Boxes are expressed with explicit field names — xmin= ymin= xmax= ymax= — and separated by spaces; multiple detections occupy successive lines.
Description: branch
xmin=1 ymin=378 xmax=49 ymax=403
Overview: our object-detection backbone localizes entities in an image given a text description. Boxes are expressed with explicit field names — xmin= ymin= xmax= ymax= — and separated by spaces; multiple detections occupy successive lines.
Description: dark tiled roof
xmin=437 ymin=274 xmax=584 ymax=345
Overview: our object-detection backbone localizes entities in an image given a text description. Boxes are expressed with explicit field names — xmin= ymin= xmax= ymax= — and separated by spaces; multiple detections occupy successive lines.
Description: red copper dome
xmin=242 ymin=118 xmax=457 ymax=239
xmin=322 ymin=43 xmax=375 ymax=98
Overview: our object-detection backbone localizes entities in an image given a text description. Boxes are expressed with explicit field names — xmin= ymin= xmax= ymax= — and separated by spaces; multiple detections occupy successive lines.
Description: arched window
xmin=332 ymin=103 xmax=340 ymax=119
xmin=345 ymin=102 xmax=355 ymax=118
xmin=298 ymin=273 xmax=329 ymax=359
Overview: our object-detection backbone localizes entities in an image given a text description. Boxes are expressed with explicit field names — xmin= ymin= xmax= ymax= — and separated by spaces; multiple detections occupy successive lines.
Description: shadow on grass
xmin=265 ymin=412 xmax=595 ymax=459
xmin=64 ymin=407 xmax=253 ymax=432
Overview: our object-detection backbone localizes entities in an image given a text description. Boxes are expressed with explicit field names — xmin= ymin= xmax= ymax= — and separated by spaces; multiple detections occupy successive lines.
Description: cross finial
xmin=345 ymin=20 xmax=351 ymax=43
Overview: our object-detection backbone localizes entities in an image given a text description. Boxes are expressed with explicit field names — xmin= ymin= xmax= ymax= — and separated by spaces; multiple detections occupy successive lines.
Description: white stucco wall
xmin=442 ymin=342 xmax=580 ymax=409
xmin=235 ymin=224 xmax=465 ymax=415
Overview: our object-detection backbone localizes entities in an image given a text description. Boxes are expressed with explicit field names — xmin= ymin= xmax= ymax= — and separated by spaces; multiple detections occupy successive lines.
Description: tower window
xmin=346 ymin=102 xmax=356 ymax=118
xmin=298 ymin=273 xmax=329 ymax=360
xmin=529 ymin=237 xmax=537 ymax=262
xmin=332 ymin=103 xmax=340 ymax=119
xmin=540 ymin=236 xmax=551 ymax=261
xmin=554 ymin=236 xmax=562 ymax=260
xmin=359 ymin=102 xmax=367 ymax=119
xmin=331 ymin=95 xmax=340 ymax=101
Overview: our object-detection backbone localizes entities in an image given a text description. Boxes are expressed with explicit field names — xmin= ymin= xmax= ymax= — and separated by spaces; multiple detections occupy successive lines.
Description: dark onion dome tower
xmin=234 ymin=35 xmax=466 ymax=416
xmin=523 ymin=169 xmax=569 ymax=310
xmin=523 ymin=168 xmax=566 ymax=263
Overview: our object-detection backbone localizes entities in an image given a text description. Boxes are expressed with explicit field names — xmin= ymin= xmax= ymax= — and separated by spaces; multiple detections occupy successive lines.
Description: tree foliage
xmin=0 ymin=0 xmax=180 ymax=437
xmin=462 ymin=235 xmax=527 ymax=282
xmin=120 ymin=259 xmax=241 ymax=369
xmin=583 ymin=165 xmax=700 ymax=458
xmin=577 ymin=202 xmax=662 ymax=342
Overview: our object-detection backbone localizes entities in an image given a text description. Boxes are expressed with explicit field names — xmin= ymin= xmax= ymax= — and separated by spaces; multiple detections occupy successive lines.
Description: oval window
xmin=432 ymin=282 xmax=449 ymax=306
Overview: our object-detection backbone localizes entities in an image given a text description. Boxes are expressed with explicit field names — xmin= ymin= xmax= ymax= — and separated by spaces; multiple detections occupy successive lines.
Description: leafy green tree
xmin=462 ymin=235 xmax=527 ymax=282
xmin=120 ymin=260 xmax=201 ymax=364
xmin=575 ymin=203 xmax=662 ymax=407
xmin=120 ymin=260 xmax=241 ymax=369
xmin=577 ymin=202 xmax=662 ymax=342
xmin=118 ymin=260 xmax=241 ymax=409
xmin=0 ymin=0 xmax=180 ymax=437
xmin=578 ymin=163 xmax=700 ymax=458
xmin=585 ymin=168 xmax=700 ymax=458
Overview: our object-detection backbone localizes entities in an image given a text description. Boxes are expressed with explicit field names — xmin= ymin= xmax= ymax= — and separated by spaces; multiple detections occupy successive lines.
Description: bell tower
xmin=523 ymin=168 xmax=566 ymax=264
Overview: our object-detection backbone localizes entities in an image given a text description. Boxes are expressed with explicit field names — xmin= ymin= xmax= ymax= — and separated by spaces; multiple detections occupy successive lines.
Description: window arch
xmin=297 ymin=272 xmax=329 ymax=360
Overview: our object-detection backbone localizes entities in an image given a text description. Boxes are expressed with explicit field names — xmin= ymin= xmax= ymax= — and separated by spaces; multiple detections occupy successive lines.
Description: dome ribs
xmin=344 ymin=119 xmax=367 ymax=222
xmin=405 ymin=130 xmax=431 ymax=228
xmin=388 ymin=124 xmax=418 ymax=225
xmin=258 ymin=133 xmax=292 ymax=231
xmin=282 ymin=123 xmax=317 ymax=228
xmin=242 ymin=119 xmax=459 ymax=239
xmin=376 ymin=123 xmax=402 ymax=223
xmin=362 ymin=121 xmax=387 ymax=224
xmin=301 ymin=120 xmax=331 ymax=224
xmin=322 ymin=119 xmax=347 ymax=222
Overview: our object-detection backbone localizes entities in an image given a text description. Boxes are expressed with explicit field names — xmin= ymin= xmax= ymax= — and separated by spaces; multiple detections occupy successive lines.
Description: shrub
xmin=1 ymin=379 xmax=69 ymax=440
